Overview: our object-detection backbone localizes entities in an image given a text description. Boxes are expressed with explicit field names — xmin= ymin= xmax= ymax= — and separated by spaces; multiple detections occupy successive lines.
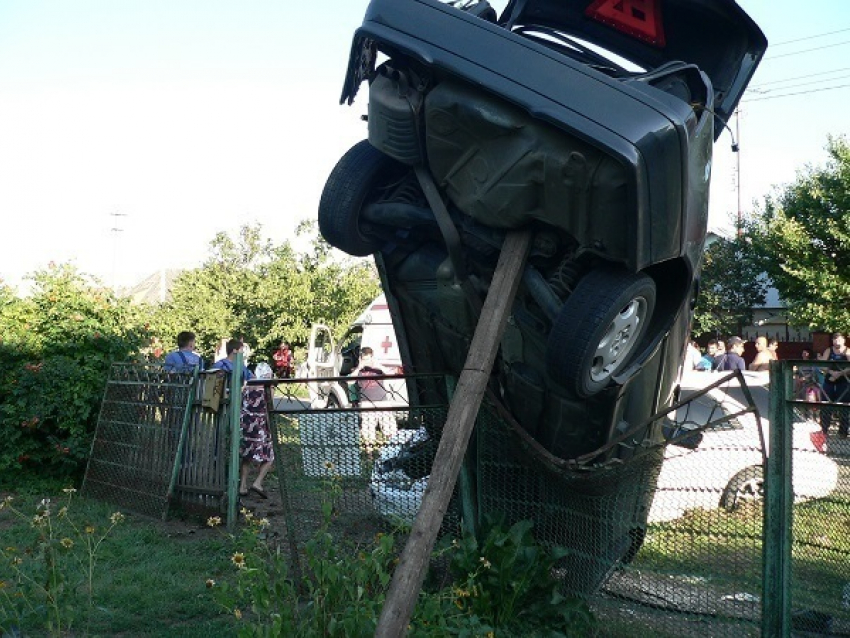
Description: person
xmin=272 ymin=341 xmax=294 ymax=378
xmin=716 ymin=336 xmax=746 ymax=371
xmin=684 ymin=341 xmax=702 ymax=371
xmin=695 ymin=340 xmax=717 ymax=371
xmin=712 ymin=339 xmax=727 ymax=371
xmin=212 ymin=339 xmax=274 ymax=498
xmin=214 ymin=338 xmax=228 ymax=363
xmin=349 ymin=347 xmax=396 ymax=449
xmin=749 ymin=336 xmax=772 ymax=372
xmin=163 ymin=331 xmax=204 ymax=373
xmin=818 ymin=332 xmax=850 ymax=439
xmin=768 ymin=338 xmax=780 ymax=361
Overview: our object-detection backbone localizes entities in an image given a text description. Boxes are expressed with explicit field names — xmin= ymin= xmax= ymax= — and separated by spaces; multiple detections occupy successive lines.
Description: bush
xmin=0 ymin=265 xmax=151 ymax=478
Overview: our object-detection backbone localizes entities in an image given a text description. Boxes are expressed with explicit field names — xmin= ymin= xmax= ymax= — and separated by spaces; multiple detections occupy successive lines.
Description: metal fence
xmin=267 ymin=371 xmax=772 ymax=636
xmin=81 ymin=360 xmax=850 ymax=636
xmin=81 ymin=365 xmax=232 ymax=520
xmin=765 ymin=359 xmax=850 ymax=637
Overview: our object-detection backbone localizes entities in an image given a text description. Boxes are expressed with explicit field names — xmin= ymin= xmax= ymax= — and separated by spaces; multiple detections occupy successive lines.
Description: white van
xmin=304 ymin=294 xmax=407 ymax=409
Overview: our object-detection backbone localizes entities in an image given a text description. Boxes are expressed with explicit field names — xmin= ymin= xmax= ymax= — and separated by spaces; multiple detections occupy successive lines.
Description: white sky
xmin=1 ymin=0 xmax=848 ymax=292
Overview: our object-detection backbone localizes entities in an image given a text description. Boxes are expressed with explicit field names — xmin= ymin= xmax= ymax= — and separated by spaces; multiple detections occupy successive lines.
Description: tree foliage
xmin=744 ymin=136 xmax=850 ymax=331
xmin=692 ymin=232 xmax=768 ymax=338
xmin=150 ymin=223 xmax=381 ymax=363
xmin=0 ymin=265 xmax=151 ymax=477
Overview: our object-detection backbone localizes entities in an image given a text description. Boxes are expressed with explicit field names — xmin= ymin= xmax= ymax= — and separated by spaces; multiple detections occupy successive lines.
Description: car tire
xmin=318 ymin=140 xmax=405 ymax=256
xmin=720 ymin=466 xmax=764 ymax=511
xmin=546 ymin=268 xmax=657 ymax=397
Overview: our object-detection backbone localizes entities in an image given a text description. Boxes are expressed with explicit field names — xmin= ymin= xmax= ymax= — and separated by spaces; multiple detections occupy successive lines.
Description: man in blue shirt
xmin=716 ymin=336 xmax=746 ymax=371
xmin=163 ymin=331 xmax=204 ymax=373
xmin=210 ymin=338 xmax=254 ymax=381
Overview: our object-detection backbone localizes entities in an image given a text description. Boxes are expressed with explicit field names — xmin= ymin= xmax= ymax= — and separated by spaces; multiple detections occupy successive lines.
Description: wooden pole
xmin=375 ymin=229 xmax=531 ymax=638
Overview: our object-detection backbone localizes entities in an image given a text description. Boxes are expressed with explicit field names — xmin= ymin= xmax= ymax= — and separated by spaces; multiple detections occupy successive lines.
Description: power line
xmin=771 ymin=27 xmax=850 ymax=47
xmin=750 ymin=66 xmax=850 ymax=89
xmin=762 ymin=39 xmax=850 ymax=61
xmin=749 ymin=72 xmax=850 ymax=94
xmin=742 ymin=82 xmax=850 ymax=102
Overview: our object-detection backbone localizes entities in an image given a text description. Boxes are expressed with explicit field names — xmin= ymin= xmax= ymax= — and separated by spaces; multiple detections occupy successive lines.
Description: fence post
xmin=227 ymin=353 xmax=244 ymax=532
xmin=763 ymin=359 xmax=793 ymax=638
xmin=445 ymin=376 xmax=477 ymax=539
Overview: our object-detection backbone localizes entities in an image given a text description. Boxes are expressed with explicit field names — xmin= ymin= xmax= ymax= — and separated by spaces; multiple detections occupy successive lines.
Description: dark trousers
xmin=821 ymin=380 xmax=850 ymax=435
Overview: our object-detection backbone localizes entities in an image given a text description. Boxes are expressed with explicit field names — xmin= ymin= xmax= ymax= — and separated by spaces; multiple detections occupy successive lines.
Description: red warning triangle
xmin=585 ymin=0 xmax=666 ymax=48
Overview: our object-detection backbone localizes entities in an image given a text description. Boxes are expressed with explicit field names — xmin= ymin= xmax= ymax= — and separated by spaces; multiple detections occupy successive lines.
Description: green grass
xmin=0 ymin=490 xmax=238 ymax=637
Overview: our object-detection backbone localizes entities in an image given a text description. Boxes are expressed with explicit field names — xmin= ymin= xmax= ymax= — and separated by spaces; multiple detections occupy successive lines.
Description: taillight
xmin=584 ymin=0 xmax=666 ymax=47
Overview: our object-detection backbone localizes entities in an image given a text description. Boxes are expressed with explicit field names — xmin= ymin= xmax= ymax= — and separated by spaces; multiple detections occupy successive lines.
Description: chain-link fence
xmin=268 ymin=370 xmax=777 ymax=636
xmin=82 ymin=361 xmax=850 ymax=636
xmin=767 ymin=359 xmax=850 ymax=637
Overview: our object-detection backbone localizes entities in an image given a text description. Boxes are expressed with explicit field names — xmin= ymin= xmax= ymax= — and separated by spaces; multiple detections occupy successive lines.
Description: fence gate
xmin=81 ymin=365 xmax=230 ymax=520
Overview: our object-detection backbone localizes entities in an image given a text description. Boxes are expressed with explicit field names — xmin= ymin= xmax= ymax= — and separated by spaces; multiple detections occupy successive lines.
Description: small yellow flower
xmin=231 ymin=552 xmax=246 ymax=569
xmin=110 ymin=512 xmax=125 ymax=525
xmin=32 ymin=514 xmax=45 ymax=526
xmin=479 ymin=557 xmax=491 ymax=569
xmin=62 ymin=487 xmax=77 ymax=494
xmin=205 ymin=578 xmax=216 ymax=588
xmin=234 ymin=608 xmax=243 ymax=620
xmin=0 ymin=580 xmax=7 ymax=589
xmin=57 ymin=506 xmax=68 ymax=518
xmin=258 ymin=518 xmax=270 ymax=529
xmin=323 ymin=460 xmax=335 ymax=470
xmin=207 ymin=516 xmax=222 ymax=527
xmin=60 ymin=538 xmax=74 ymax=549
xmin=10 ymin=557 xmax=23 ymax=567
xmin=85 ymin=525 xmax=96 ymax=534
xmin=5 ymin=547 xmax=16 ymax=552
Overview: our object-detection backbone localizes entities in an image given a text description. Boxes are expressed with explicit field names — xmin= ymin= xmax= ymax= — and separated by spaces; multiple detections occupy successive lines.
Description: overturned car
xmin=320 ymin=0 xmax=766 ymax=591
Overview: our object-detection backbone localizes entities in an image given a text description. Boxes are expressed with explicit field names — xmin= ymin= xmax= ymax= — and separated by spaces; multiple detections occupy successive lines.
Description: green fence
xmin=765 ymin=359 xmax=850 ymax=637
xmin=81 ymin=364 xmax=233 ymax=521
xmin=82 ymin=361 xmax=850 ymax=636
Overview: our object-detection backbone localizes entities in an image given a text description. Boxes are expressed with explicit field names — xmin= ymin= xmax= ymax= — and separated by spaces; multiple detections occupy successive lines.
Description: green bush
xmin=0 ymin=265 xmax=151 ymax=478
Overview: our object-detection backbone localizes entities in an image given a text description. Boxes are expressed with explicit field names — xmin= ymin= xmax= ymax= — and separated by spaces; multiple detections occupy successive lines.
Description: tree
xmin=745 ymin=136 xmax=850 ymax=331
xmin=153 ymin=223 xmax=381 ymax=363
xmin=692 ymin=232 xmax=768 ymax=339
xmin=0 ymin=264 xmax=151 ymax=476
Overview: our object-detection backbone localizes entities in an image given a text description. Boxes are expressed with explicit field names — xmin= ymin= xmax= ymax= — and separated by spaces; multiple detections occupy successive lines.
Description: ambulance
xmin=304 ymin=294 xmax=406 ymax=409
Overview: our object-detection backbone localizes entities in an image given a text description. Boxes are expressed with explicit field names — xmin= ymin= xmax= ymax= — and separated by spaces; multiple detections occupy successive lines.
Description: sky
xmin=1 ymin=0 xmax=848 ymax=293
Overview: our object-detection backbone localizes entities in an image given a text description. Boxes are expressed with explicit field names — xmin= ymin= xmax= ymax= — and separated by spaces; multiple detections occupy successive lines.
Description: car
xmin=320 ymin=0 xmax=766 ymax=592
xmin=648 ymin=370 xmax=839 ymax=523
xmin=370 ymin=371 xmax=840 ymax=527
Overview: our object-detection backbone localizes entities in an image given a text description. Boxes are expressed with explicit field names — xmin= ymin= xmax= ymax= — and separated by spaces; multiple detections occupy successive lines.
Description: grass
xmin=0 ymin=489 xmax=238 ymax=637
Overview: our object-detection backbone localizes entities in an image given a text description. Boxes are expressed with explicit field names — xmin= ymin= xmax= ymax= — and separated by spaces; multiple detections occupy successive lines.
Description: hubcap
xmin=590 ymin=296 xmax=648 ymax=383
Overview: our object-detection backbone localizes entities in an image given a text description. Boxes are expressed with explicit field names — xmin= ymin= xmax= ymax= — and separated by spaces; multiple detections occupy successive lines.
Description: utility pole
xmin=735 ymin=108 xmax=742 ymax=236
xmin=110 ymin=212 xmax=128 ymax=290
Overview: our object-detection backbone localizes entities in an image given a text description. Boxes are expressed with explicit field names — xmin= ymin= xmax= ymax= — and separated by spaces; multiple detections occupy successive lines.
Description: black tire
xmin=318 ymin=140 xmax=406 ymax=257
xmin=546 ymin=268 xmax=657 ymax=397
xmin=720 ymin=466 xmax=764 ymax=511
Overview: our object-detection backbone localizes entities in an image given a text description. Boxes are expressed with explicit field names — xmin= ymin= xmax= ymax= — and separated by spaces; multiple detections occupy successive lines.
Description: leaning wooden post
xmin=375 ymin=229 xmax=531 ymax=638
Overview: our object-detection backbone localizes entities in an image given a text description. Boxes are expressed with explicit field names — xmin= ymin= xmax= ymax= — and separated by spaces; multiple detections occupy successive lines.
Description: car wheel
xmin=720 ymin=466 xmax=764 ymax=511
xmin=546 ymin=268 xmax=656 ymax=397
xmin=318 ymin=140 xmax=406 ymax=256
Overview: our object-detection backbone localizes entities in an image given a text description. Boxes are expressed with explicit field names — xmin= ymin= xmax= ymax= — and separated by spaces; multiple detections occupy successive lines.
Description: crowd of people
xmin=162 ymin=332 xmax=279 ymax=502
xmin=684 ymin=332 xmax=850 ymax=446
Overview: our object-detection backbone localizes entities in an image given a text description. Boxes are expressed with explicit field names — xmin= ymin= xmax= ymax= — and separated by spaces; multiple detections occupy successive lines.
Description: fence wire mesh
xmin=82 ymin=365 xmax=230 ymax=519
xmin=784 ymin=360 xmax=850 ymax=636
xmin=267 ymin=371 xmax=777 ymax=636
xmin=79 ymin=361 xmax=850 ymax=636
